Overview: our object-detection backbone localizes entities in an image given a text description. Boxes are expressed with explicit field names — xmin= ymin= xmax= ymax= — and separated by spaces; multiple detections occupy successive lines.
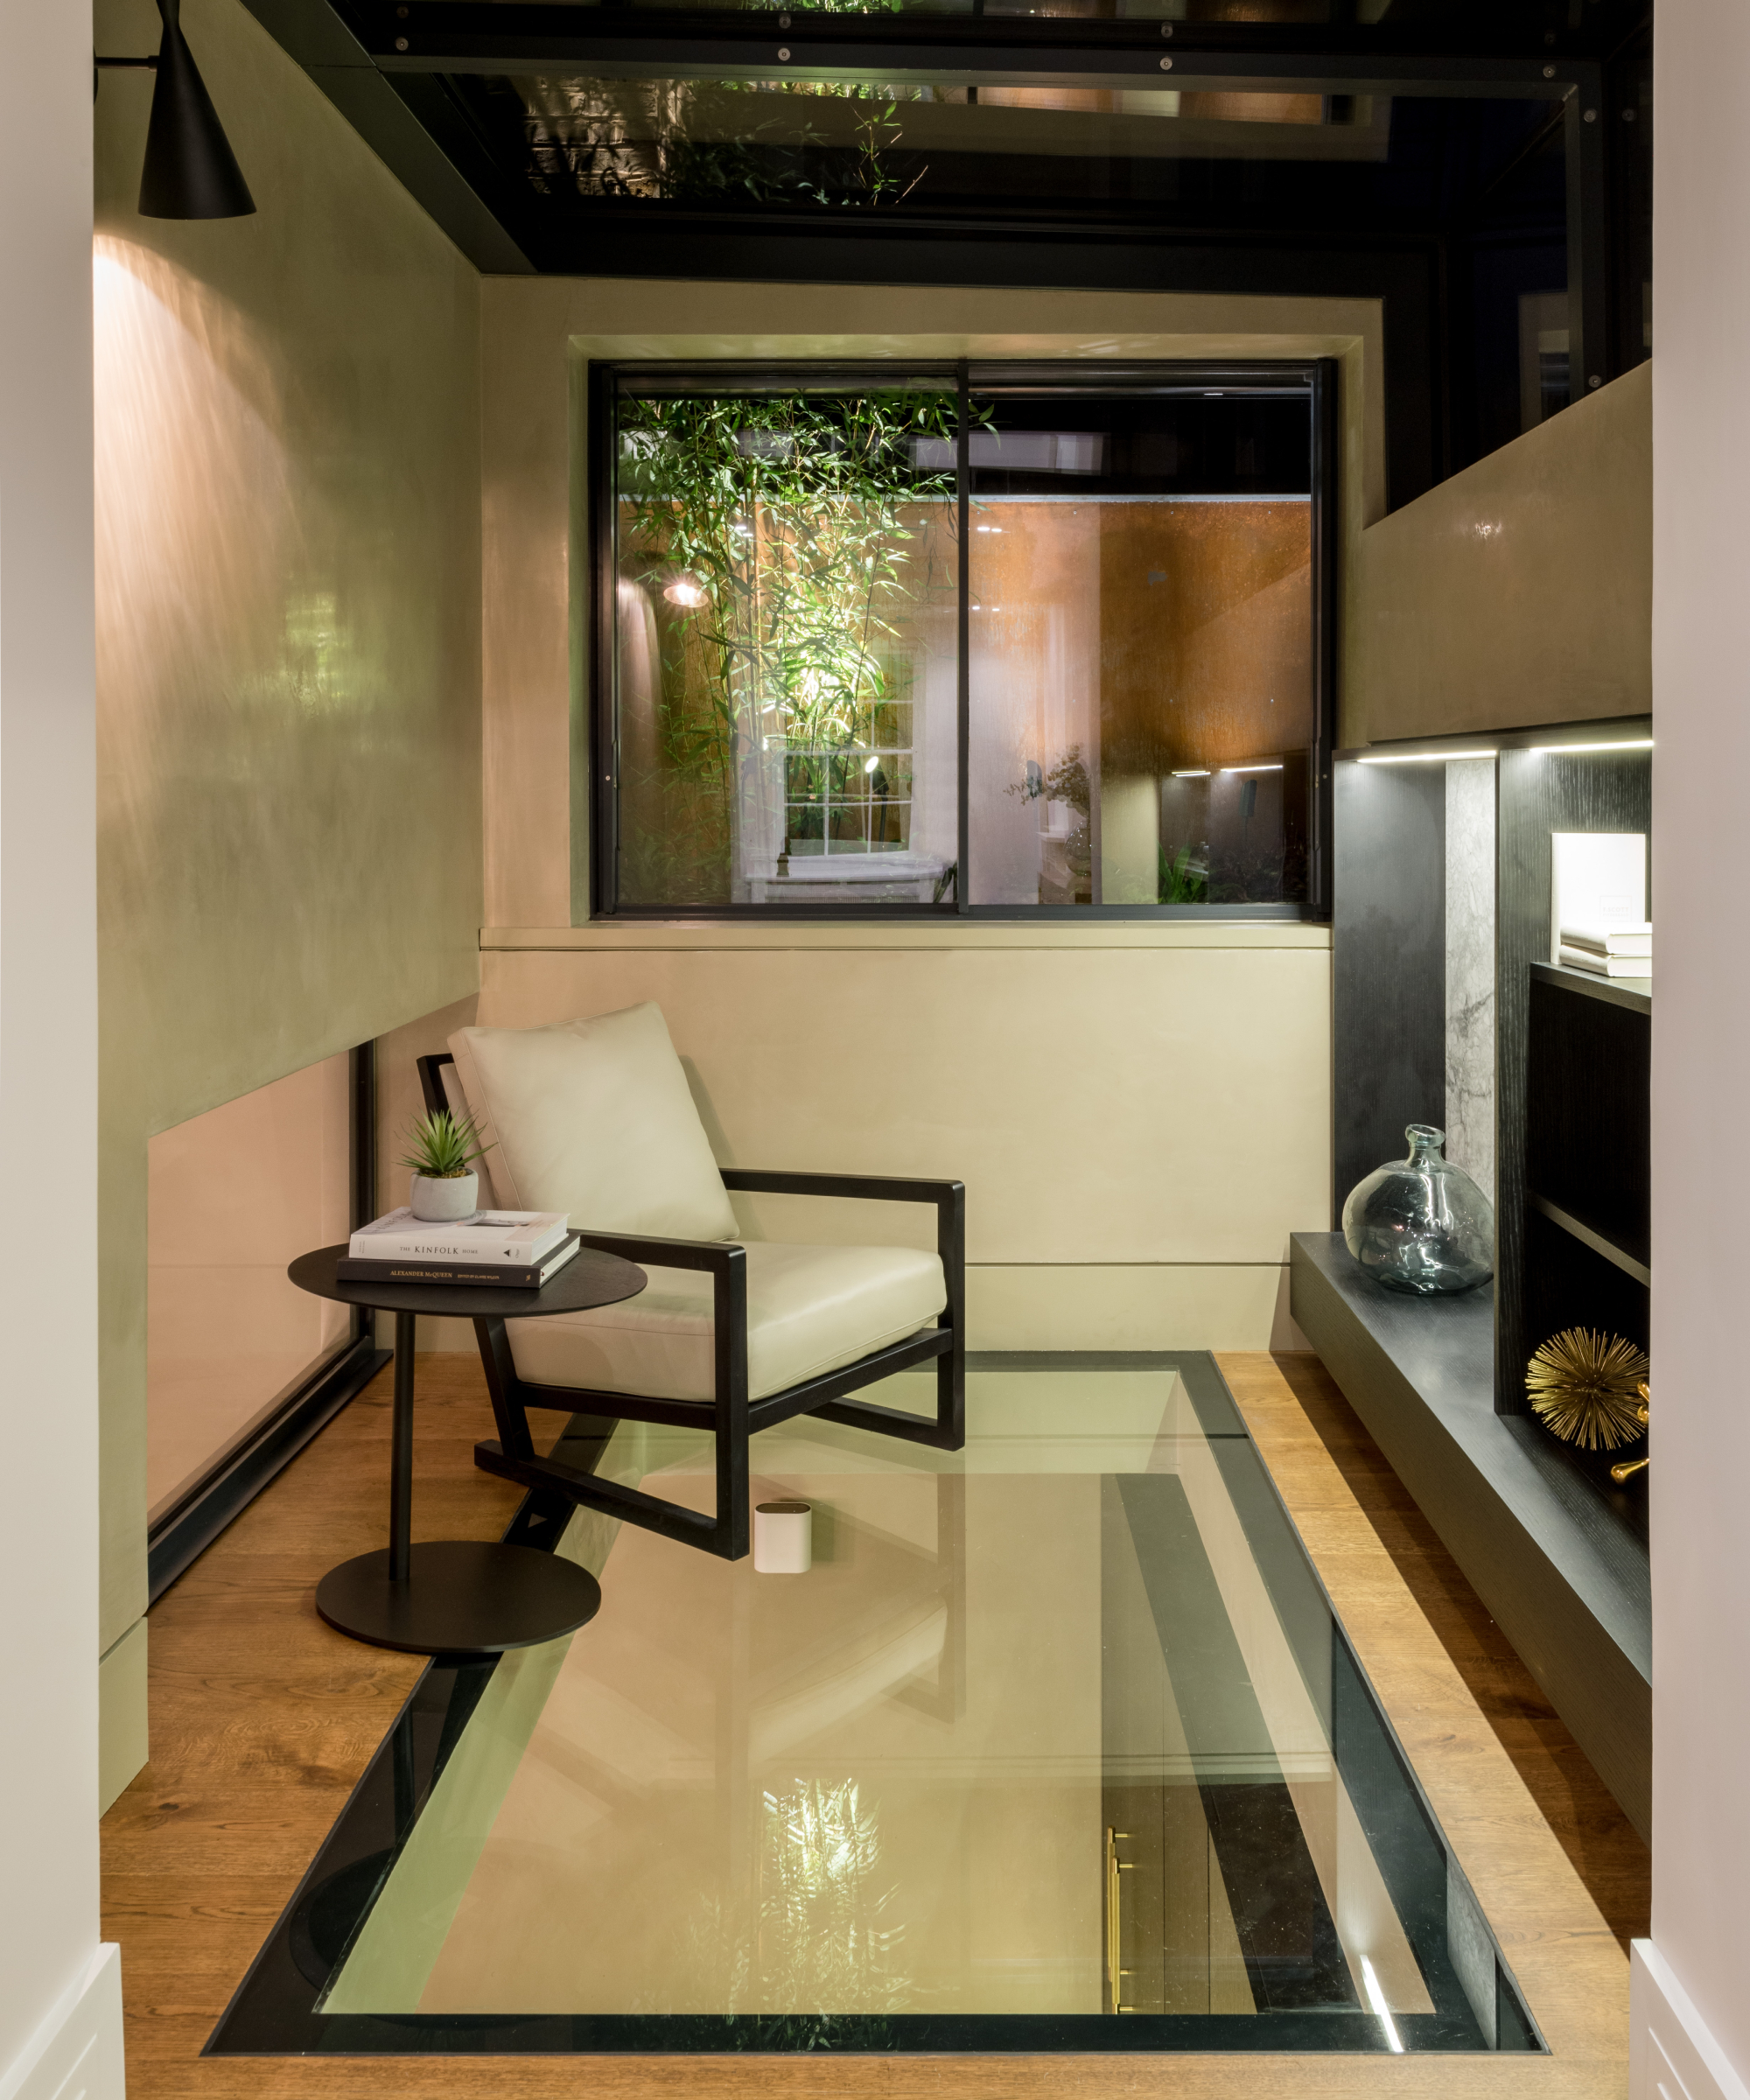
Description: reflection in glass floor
xmin=210 ymin=1355 xmax=1541 ymax=2056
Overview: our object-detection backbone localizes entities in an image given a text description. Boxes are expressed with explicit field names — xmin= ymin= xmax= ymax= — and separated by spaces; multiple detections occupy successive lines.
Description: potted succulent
xmin=397 ymin=1110 xmax=494 ymax=1223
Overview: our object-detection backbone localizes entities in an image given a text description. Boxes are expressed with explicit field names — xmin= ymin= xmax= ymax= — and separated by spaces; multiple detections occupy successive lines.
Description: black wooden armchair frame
xmin=417 ymin=1053 xmax=965 ymax=1561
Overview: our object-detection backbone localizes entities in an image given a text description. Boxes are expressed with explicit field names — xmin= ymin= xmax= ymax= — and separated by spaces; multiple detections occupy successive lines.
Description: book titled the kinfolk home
xmin=340 ymin=1207 xmax=578 ymax=1288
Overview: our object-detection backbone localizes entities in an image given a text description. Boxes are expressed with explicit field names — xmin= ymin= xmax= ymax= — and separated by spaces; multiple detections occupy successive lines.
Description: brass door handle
xmin=1105 ymin=1828 xmax=1136 ymax=2014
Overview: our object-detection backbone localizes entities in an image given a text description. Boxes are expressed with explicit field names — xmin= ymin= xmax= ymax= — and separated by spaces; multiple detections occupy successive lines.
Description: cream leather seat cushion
xmin=508 ymin=1241 xmax=947 ymax=1404
xmin=448 ymin=1004 xmax=738 ymax=1240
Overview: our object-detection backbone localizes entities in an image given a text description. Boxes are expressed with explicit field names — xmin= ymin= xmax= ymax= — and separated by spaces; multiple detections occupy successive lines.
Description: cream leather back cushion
xmin=447 ymin=1004 xmax=738 ymax=1240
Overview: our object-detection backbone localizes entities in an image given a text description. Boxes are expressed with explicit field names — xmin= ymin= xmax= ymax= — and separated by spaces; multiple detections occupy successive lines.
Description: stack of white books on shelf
xmin=340 ymin=1208 xmax=578 ymax=1289
xmin=1558 ymin=922 xmax=1653 ymax=981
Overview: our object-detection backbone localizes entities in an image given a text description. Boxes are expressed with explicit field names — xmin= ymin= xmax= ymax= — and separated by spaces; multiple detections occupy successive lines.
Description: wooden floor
xmin=102 ymin=1349 xmax=1647 ymax=2098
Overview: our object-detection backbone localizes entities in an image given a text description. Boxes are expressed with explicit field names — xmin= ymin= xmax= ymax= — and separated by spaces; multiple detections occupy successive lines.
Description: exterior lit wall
xmin=93 ymin=0 xmax=483 ymax=1791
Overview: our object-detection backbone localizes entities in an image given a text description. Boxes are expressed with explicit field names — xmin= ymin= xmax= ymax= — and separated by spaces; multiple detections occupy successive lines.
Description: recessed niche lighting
xmin=975 ymin=525 xmax=1004 ymax=534
xmin=1222 ymin=763 xmax=1284 ymax=774
xmin=1526 ymin=738 xmax=1654 ymax=754
xmin=1171 ymin=768 xmax=1211 ymax=778
xmin=1356 ymin=748 xmax=1497 ymax=765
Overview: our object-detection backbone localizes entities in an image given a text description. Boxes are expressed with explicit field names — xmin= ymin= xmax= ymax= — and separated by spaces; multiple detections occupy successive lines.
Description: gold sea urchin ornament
xmin=1525 ymin=1329 xmax=1650 ymax=1450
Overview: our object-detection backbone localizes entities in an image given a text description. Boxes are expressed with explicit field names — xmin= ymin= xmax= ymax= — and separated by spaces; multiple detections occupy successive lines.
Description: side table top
xmin=288 ymin=1242 xmax=647 ymax=1320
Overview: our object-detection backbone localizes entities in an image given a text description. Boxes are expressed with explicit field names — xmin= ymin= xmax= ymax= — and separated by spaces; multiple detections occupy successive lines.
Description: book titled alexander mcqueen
xmin=347 ymin=1206 xmax=569 ymax=1266
xmin=1558 ymin=944 xmax=1653 ymax=981
xmin=337 ymin=1233 xmax=583 ymax=1291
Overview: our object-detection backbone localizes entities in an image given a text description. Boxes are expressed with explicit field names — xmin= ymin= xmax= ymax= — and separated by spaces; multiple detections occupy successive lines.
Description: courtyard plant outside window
xmin=594 ymin=361 xmax=1333 ymax=917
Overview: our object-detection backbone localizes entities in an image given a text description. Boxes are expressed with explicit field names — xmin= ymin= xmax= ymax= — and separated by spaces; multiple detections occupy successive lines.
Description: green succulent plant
xmin=396 ymin=1110 xmax=494 ymax=1181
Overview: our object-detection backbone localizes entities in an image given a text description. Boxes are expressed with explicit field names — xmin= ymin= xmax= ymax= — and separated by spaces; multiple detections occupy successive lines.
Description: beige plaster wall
xmin=473 ymin=924 xmax=1328 ymax=1349
xmin=1348 ymin=361 xmax=1652 ymax=747
xmin=94 ymin=0 xmax=484 ymax=1740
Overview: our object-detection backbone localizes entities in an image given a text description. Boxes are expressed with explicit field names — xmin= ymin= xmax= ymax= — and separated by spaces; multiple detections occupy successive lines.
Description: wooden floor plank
xmin=102 ymin=1348 xmax=1642 ymax=2098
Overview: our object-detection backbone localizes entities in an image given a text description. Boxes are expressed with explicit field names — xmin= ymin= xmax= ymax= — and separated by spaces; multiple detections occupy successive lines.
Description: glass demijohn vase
xmin=1341 ymin=1124 xmax=1494 ymax=1296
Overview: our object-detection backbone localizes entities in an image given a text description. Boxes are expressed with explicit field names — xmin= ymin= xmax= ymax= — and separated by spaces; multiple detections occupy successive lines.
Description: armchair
xmin=416 ymin=1002 xmax=964 ymax=1563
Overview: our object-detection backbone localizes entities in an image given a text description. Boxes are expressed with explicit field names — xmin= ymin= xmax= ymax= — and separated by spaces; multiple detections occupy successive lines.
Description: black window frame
xmin=588 ymin=355 xmax=1337 ymax=922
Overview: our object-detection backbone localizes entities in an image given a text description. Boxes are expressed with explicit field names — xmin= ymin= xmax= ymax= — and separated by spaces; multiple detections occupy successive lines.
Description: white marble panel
xmin=1445 ymin=759 xmax=1497 ymax=1205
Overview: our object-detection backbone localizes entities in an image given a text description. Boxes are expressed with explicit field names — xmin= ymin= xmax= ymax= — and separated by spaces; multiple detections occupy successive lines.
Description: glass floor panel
xmin=209 ymin=1354 xmax=1540 ymax=2056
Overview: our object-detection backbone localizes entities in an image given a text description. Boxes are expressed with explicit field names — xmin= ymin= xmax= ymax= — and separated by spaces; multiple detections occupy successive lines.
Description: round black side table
xmin=288 ymin=1243 xmax=647 ymax=1657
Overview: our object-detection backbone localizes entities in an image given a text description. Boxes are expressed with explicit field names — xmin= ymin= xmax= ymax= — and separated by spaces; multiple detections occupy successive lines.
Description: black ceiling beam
xmin=239 ymin=0 xmax=537 ymax=267
xmin=356 ymin=0 xmax=1642 ymax=66
xmin=371 ymin=32 xmax=1594 ymax=100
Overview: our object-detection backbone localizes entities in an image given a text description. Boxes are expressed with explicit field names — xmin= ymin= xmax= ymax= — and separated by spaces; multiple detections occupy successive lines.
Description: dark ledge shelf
xmin=1290 ymin=1231 xmax=1650 ymax=1843
xmin=1530 ymin=958 xmax=1651 ymax=1015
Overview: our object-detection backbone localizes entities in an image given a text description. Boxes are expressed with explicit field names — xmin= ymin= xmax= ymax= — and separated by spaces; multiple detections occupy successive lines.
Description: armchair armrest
xmin=717 ymin=1173 xmax=964 ymax=1326
xmin=570 ymin=1228 xmax=744 ymax=1276
xmin=720 ymin=1169 xmax=963 ymax=1208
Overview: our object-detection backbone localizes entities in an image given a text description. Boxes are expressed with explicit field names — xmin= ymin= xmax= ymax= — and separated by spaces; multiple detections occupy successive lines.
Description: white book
xmin=1562 ymin=922 xmax=1653 ymax=957
xmin=1559 ymin=945 xmax=1652 ymax=981
xmin=348 ymin=1207 xmax=569 ymax=1264
xmin=1550 ymin=833 xmax=1646 ymax=965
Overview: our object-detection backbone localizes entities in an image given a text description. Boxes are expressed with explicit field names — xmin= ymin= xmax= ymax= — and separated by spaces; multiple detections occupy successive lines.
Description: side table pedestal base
xmin=315 ymin=1540 xmax=600 ymax=1657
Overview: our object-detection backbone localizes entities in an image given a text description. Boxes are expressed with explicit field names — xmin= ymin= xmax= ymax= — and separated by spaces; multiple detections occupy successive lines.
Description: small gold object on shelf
xmin=1526 ymin=1331 xmax=1650 ymax=1451
xmin=1610 ymin=1380 xmax=1652 ymax=1484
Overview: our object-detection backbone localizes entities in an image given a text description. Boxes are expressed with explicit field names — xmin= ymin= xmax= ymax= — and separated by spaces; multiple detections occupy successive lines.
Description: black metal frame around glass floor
xmin=589 ymin=355 xmax=1339 ymax=922
xmin=205 ymin=1350 xmax=1545 ymax=2059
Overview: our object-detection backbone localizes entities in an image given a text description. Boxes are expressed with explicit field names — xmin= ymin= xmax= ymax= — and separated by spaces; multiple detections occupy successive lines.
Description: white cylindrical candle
xmin=753 ymin=1500 xmax=813 ymax=1574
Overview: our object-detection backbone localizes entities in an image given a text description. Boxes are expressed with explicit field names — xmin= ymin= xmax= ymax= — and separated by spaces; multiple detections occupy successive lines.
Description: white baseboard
xmin=1633 ymin=1941 xmax=1750 ymax=2100
xmin=0 ymin=1946 xmax=124 ymax=2100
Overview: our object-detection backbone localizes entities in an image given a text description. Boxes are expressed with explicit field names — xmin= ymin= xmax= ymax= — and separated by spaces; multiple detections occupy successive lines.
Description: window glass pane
xmin=613 ymin=380 xmax=958 ymax=907
xmin=965 ymin=388 xmax=1314 ymax=906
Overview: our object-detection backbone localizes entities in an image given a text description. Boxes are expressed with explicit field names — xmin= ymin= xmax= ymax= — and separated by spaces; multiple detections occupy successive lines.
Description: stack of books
xmin=340 ymin=1208 xmax=579 ymax=1289
xmin=1559 ymin=922 xmax=1653 ymax=981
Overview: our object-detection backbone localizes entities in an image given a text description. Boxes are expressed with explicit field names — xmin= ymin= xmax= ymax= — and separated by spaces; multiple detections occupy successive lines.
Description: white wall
xmin=1640 ymin=4 xmax=1750 ymax=2096
xmin=0 ymin=5 xmax=120 ymax=2099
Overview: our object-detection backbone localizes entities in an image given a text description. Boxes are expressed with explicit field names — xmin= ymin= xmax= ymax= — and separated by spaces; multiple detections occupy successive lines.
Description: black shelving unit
xmin=1310 ymin=727 xmax=1653 ymax=1838
xmin=1495 ymin=752 xmax=1652 ymax=1410
xmin=1518 ymin=960 xmax=1651 ymax=1514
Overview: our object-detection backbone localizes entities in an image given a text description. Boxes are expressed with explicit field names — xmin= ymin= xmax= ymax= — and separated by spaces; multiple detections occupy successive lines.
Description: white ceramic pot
xmin=410 ymin=1171 xmax=478 ymax=1222
xmin=753 ymin=1500 xmax=813 ymax=1575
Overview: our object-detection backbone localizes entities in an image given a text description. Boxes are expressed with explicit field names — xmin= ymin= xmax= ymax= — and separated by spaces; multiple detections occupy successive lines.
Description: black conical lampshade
xmin=138 ymin=0 xmax=256 ymax=220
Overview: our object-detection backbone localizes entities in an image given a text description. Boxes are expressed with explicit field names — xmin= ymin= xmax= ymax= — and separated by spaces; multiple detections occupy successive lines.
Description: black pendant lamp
xmin=135 ymin=0 xmax=256 ymax=220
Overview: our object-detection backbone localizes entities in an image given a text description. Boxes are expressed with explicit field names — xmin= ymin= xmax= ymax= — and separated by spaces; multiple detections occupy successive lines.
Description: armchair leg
xmin=470 ymin=1261 xmax=757 ymax=1564
xmin=936 ymin=1320 xmax=965 ymax=1446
